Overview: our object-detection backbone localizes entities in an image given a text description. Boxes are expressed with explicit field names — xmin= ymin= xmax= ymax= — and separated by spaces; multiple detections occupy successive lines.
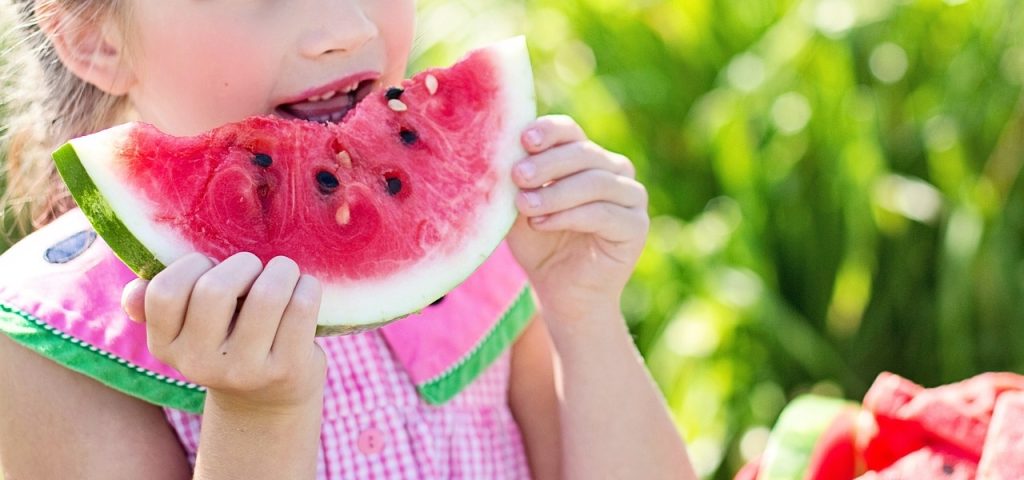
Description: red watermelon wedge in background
xmin=736 ymin=372 xmax=1024 ymax=480
xmin=52 ymin=38 xmax=536 ymax=335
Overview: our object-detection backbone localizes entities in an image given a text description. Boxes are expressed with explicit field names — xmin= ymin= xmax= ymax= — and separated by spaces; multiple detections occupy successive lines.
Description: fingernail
xmin=516 ymin=161 xmax=536 ymax=180
xmin=525 ymin=128 xmax=543 ymax=147
xmin=532 ymin=215 xmax=549 ymax=224
xmin=522 ymin=192 xmax=541 ymax=208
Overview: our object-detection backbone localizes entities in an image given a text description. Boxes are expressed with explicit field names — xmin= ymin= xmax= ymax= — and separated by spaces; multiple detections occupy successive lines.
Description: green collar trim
xmin=417 ymin=286 xmax=536 ymax=404
xmin=0 ymin=302 xmax=206 ymax=413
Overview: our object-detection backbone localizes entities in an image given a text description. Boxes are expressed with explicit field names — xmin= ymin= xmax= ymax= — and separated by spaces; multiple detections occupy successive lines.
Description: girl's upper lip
xmin=278 ymin=71 xmax=381 ymax=106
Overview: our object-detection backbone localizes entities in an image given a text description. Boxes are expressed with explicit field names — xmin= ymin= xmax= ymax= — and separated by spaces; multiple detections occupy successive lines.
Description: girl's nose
xmin=298 ymin=2 xmax=379 ymax=58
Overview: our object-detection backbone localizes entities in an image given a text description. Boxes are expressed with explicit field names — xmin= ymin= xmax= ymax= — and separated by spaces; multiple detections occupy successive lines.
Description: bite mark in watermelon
xmin=52 ymin=38 xmax=536 ymax=334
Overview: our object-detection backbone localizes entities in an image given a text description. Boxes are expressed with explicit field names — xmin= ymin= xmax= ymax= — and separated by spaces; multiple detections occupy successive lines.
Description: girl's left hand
xmin=507 ymin=115 xmax=649 ymax=321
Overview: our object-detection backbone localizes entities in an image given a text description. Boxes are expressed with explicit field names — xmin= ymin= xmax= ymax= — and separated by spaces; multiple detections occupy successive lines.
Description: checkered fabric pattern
xmin=163 ymin=330 xmax=532 ymax=479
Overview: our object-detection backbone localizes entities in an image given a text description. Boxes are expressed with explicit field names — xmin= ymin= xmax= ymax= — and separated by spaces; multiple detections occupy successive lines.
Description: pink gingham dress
xmin=164 ymin=333 xmax=530 ymax=478
xmin=0 ymin=209 xmax=536 ymax=479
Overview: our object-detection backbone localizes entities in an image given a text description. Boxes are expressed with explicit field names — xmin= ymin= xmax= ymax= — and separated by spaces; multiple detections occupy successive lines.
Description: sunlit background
xmin=4 ymin=0 xmax=1024 ymax=478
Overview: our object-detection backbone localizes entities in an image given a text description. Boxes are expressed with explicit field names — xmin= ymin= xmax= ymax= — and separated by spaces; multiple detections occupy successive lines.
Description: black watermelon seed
xmin=385 ymin=87 xmax=404 ymax=100
xmin=431 ymin=295 xmax=446 ymax=306
xmin=942 ymin=464 xmax=954 ymax=475
xmin=399 ymin=129 xmax=418 ymax=145
xmin=252 ymin=153 xmax=273 ymax=168
xmin=386 ymin=177 xmax=403 ymax=196
xmin=316 ymin=171 xmax=340 ymax=193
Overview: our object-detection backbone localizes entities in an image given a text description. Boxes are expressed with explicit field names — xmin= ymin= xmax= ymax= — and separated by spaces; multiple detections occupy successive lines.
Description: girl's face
xmin=124 ymin=0 xmax=415 ymax=136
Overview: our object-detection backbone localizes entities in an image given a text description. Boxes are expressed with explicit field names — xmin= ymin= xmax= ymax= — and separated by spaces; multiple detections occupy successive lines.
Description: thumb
xmin=121 ymin=278 xmax=149 ymax=323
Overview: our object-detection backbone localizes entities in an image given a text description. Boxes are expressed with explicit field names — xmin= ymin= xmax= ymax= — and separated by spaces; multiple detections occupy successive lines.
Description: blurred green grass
xmin=412 ymin=0 xmax=1024 ymax=477
xmin=4 ymin=0 xmax=1024 ymax=478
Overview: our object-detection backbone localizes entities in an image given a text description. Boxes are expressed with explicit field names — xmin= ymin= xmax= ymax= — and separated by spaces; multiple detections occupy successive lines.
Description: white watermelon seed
xmin=388 ymin=99 xmax=408 ymax=112
xmin=336 ymin=150 xmax=352 ymax=168
xmin=425 ymin=74 xmax=438 ymax=95
xmin=335 ymin=204 xmax=350 ymax=225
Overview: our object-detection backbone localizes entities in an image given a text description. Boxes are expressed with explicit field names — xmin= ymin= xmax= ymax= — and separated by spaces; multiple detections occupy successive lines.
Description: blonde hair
xmin=1 ymin=0 xmax=130 ymax=241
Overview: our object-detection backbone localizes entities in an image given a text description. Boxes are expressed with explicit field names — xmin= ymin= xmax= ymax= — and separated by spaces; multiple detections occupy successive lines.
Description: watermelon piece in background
xmin=855 ymin=446 xmax=977 ymax=480
xmin=977 ymin=391 xmax=1024 ymax=479
xmin=863 ymin=372 xmax=924 ymax=416
xmin=862 ymin=373 xmax=931 ymax=470
xmin=756 ymin=395 xmax=861 ymax=480
xmin=53 ymin=38 xmax=537 ymax=334
xmin=864 ymin=372 xmax=1024 ymax=463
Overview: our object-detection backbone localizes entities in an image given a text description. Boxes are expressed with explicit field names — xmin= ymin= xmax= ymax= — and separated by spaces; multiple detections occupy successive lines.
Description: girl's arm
xmin=507 ymin=115 xmax=697 ymax=479
xmin=510 ymin=314 xmax=695 ymax=480
xmin=0 ymin=335 xmax=193 ymax=479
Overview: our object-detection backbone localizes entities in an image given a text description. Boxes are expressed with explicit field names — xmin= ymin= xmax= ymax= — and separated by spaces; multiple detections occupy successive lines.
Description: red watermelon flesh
xmin=862 ymin=373 xmax=931 ymax=470
xmin=805 ymin=407 xmax=859 ymax=480
xmin=977 ymin=391 xmax=1024 ymax=479
xmin=53 ymin=38 xmax=536 ymax=334
xmin=855 ymin=446 xmax=977 ymax=480
xmin=863 ymin=372 xmax=924 ymax=416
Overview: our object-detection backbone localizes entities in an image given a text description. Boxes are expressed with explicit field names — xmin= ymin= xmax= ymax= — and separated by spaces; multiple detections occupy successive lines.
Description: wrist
xmin=205 ymin=386 xmax=324 ymax=420
xmin=542 ymin=306 xmax=632 ymax=349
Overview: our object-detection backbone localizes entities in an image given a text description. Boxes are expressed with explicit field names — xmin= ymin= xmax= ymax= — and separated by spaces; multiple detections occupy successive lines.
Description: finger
xmin=145 ymin=253 xmax=216 ymax=349
xmin=521 ymin=115 xmax=587 ymax=154
xmin=516 ymin=170 xmax=648 ymax=217
xmin=529 ymin=202 xmax=649 ymax=243
xmin=271 ymin=275 xmax=322 ymax=359
xmin=513 ymin=141 xmax=636 ymax=188
xmin=179 ymin=252 xmax=264 ymax=351
xmin=227 ymin=256 xmax=302 ymax=358
xmin=121 ymin=278 xmax=148 ymax=323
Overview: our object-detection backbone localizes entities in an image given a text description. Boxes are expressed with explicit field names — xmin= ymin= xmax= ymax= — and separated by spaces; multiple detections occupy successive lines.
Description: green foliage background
xmin=4 ymin=0 xmax=1024 ymax=478
xmin=413 ymin=0 xmax=1024 ymax=477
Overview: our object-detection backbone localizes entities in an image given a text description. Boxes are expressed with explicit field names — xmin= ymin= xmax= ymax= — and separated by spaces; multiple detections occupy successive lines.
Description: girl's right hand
xmin=121 ymin=252 xmax=327 ymax=414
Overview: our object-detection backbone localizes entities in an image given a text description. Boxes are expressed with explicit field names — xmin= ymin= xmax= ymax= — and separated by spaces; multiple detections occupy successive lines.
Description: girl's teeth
xmin=307 ymin=90 xmax=338 ymax=103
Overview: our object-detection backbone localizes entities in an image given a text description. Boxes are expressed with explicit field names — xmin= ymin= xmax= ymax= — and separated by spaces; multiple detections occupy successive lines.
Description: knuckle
xmin=575 ymin=140 xmax=598 ymax=157
xmin=145 ymin=283 xmax=177 ymax=310
xmin=194 ymin=274 xmax=232 ymax=300
xmin=246 ymin=283 xmax=280 ymax=305
xmin=289 ymin=294 xmax=320 ymax=319
xmin=266 ymin=363 xmax=292 ymax=385
xmin=222 ymin=367 xmax=258 ymax=391
xmin=637 ymin=184 xmax=650 ymax=205
xmin=616 ymin=153 xmax=637 ymax=177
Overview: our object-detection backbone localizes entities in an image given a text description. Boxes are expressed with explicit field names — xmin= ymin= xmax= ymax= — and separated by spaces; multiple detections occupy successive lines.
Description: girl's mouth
xmin=275 ymin=78 xmax=378 ymax=124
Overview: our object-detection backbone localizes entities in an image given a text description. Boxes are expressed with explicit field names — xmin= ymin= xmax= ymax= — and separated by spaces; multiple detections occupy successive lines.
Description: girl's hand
xmin=121 ymin=252 xmax=326 ymax=414
xmin=507 ymin=115 xmax=649 ymax=322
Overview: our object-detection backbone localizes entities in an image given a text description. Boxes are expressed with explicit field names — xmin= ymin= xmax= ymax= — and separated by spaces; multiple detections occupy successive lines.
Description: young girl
xmin=0 ymin=1 xmax=695 ymax=478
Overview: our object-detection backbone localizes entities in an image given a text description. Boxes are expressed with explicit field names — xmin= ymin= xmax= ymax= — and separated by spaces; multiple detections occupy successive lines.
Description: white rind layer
xmin=69 ymin=37 xmax=536 ymax=329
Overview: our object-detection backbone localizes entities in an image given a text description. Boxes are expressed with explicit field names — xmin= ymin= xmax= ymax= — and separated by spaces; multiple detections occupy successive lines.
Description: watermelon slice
xmin=52 ymin=38 xmax=536 ymax=335
xmin=862 ymin=372 xmax=1024 ymax=467
xmin=977 ymin=391 xmax=1024 ymax=479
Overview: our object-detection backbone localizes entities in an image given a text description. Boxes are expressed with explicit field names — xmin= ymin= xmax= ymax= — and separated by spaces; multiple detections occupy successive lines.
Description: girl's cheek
xmin=371 ymin=0 xmax=416 ymax=80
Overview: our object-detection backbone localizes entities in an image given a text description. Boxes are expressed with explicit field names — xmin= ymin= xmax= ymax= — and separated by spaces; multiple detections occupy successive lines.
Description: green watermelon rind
xmin=0 ymin=302 xmax=205 ymax=412
xmin=759 ymin=395 xmax=858 ymax=480
xmin=53 ymin=142 xmax=166 ymax=280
